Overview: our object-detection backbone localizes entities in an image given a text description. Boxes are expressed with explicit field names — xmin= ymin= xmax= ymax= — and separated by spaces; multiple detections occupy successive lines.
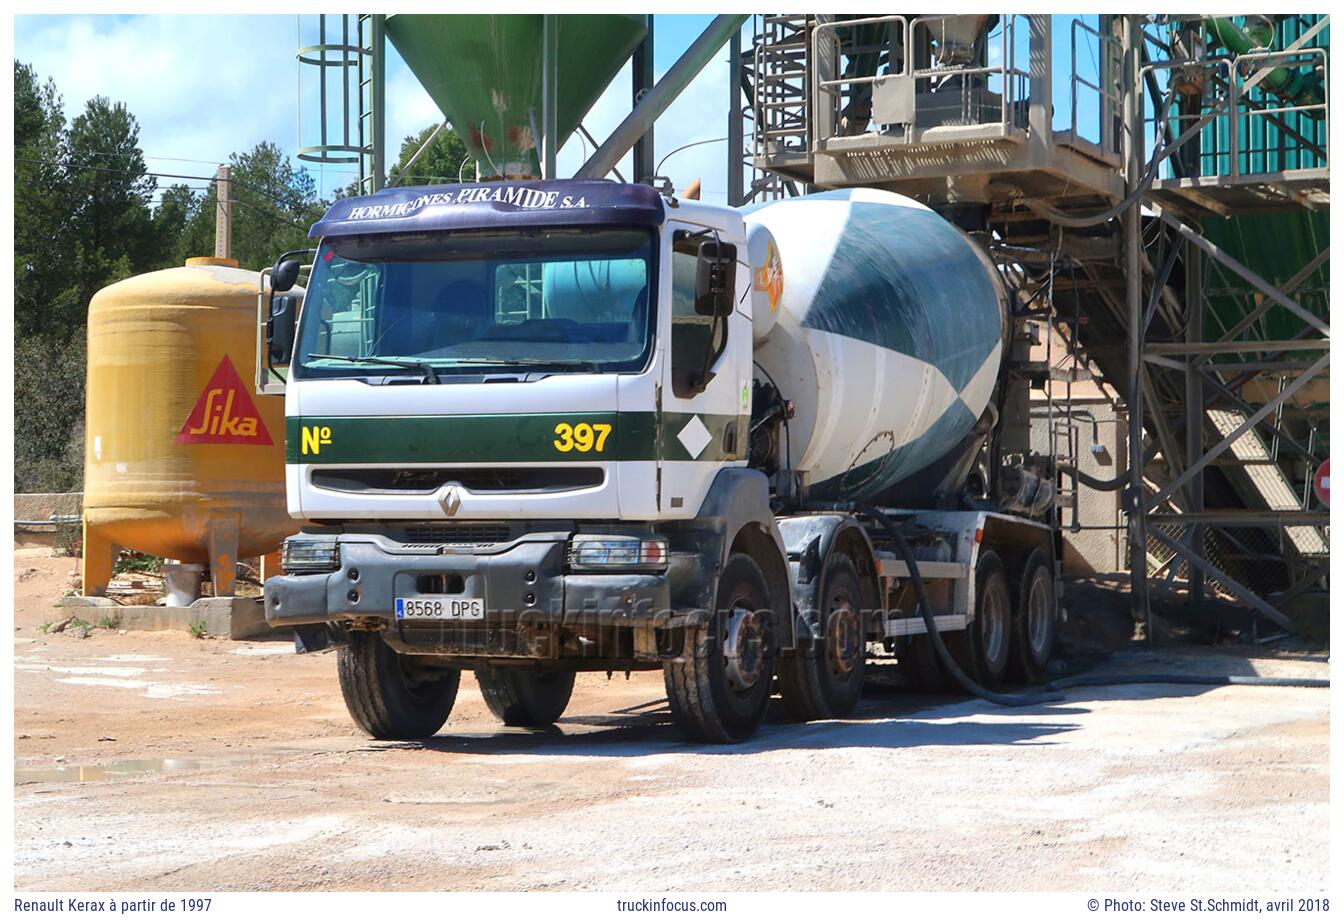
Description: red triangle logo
xmin=175 ymin=355 xmax=273 ymax=446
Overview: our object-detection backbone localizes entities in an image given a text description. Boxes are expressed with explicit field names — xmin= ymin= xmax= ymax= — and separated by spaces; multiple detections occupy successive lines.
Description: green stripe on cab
xmin=285 ymin=412 xmax=747 ymax=464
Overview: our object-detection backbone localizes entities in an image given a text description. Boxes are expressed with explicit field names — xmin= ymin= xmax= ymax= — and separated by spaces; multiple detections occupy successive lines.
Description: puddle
xmin=15 ymin=757 xmax=228 ymax=785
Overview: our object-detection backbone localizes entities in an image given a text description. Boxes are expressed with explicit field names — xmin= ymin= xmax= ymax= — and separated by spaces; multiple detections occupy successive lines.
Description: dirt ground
xmin=12 ymin=544 xmax=1331 ymax=891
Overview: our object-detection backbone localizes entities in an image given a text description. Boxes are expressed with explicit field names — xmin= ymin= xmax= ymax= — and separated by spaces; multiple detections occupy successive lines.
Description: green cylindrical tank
xmin=385 ymin=14 xmax=647 ymax=178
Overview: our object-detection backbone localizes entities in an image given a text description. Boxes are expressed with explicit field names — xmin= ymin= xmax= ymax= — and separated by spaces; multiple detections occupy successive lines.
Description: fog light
xmin=281 ymin=536 xmax=340 ymax=574
xmin=568 ymin=535 xmax=669 ymax=572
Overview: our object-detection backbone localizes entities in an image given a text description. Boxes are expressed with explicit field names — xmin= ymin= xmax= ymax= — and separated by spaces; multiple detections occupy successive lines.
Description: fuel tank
xmin=745 ymin=188 xmax=1007 ymax=501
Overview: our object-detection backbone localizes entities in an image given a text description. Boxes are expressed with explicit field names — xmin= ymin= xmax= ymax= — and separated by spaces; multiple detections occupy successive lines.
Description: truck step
xmin=873 ymin=553 xmax=967 ymax=581
xmin=883 ymin=612 xmax=969 ymax=638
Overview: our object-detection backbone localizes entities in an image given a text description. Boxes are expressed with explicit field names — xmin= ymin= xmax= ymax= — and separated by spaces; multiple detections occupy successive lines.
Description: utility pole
xmin=214 ymin=165 xmax=232 ymax=261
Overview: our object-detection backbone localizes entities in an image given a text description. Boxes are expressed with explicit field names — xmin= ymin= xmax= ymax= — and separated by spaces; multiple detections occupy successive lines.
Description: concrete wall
xmin=14 ymin=492 xmax=82 ymax=523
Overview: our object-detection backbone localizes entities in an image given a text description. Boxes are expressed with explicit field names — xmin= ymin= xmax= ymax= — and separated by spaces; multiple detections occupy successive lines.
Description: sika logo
xmin=175 ymin=356 xmax=273 ymax=446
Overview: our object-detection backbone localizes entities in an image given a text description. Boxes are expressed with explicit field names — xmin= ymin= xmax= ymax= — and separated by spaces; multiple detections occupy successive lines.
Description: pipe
xmin=576 ymin=14 xmax=747 ymax=180
xmin=387 ymin=119 xmax=447 ymax=187
xmin=1204 ymin=16 xmax=1325 ymax=110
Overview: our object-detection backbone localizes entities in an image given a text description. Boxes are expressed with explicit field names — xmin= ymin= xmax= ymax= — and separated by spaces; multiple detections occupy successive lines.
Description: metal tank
xmin=745 ymin=188 xmax=1007 ymax=501
xmin=385 ymin=14 xmax=647 ymax=178
xmin=82 ymin=258 xmax=297 ymax=598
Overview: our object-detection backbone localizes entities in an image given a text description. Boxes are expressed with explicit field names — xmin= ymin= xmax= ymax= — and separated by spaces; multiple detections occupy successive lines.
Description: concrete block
xmin=191 ymin=596 xmax=281 ymax=640
xmin=59 ymin=594 xmax=287 ymax=640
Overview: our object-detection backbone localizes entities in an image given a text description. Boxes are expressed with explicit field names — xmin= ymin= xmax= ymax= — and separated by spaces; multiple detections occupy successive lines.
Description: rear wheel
xmin=338 ymin=631 xmax=460 ymax=739
xmin=475 ymin=667 xmax=575 ymax=727
xmin=664 ymin=552 xmax=776 ymax=743
xmin=945 ymin=550 xmax=1012 ymax=689
xmin=779 ymin=555 xmax=867 ymax=720
xmin=1011 ymin=548 xmax=1056 ymax=683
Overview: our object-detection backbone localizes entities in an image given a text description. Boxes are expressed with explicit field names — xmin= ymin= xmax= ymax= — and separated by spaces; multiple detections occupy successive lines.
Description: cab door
xmin=657 ymin=218 xmax=752 ymax=518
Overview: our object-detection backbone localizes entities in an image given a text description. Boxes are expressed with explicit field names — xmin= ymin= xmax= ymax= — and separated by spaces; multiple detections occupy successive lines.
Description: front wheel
xmin=475 ymin=667 xmax=575 ymax=727
xmin=779 ymin=555 xmax=867 ymax=720
xmin=664 ymin=552 xmax=777 ymax=744
xmin=337 ymin=631 xmax=460 ymax=739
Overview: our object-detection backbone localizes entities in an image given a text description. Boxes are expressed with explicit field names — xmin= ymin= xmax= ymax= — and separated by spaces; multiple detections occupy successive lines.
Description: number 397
xmin=553 ymin=422 xmax=612 ymax=453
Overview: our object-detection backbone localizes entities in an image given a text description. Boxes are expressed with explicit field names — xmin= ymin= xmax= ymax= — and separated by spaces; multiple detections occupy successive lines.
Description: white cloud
xmin=17 ymin=16 xmax=297 ymax=182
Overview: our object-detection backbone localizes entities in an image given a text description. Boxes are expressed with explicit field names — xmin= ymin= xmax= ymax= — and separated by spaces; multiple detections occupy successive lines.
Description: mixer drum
xmin=746 ymin=188 xmax=1007 ymax=502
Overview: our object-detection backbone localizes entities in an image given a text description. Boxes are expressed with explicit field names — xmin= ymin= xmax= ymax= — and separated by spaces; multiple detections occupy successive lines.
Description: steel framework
xmin=742 ymin=13 xmax=1330 ymax=638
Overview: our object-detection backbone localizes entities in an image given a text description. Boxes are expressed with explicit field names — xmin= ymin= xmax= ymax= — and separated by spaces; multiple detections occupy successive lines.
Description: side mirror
xmin=272 ymin=259 xmax=301 ymax=294
xmin=267 ymin=294 xmax=299 ymax=365
xmin=694 ymin=240 xmax=737 ymax=318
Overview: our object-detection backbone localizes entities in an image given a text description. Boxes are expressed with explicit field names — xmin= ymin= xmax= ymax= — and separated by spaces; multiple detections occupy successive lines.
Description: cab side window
xmin=670 ymin=230 xmax=728 ymax=398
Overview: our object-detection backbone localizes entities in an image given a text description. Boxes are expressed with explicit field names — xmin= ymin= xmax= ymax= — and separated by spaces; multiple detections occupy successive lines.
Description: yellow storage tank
xmin=82 ymin=257 xmax=296 ymax=597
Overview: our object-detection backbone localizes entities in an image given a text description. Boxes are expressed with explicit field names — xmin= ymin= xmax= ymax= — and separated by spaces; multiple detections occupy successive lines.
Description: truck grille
xmin=405 ymin=523 xmax=512 ymax=545
xmin=312 ymin=467 xmax=603 ymax=494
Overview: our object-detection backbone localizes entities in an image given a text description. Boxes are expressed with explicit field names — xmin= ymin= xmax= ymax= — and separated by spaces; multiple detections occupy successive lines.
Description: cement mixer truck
xmin=259 ymin=180 xmax=1058 ymax=743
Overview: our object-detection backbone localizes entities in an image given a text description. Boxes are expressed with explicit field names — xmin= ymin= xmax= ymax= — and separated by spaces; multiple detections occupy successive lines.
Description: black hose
xmin=813 ymin=502 xmax=1330 ymax=706
xmin=1059 ymin=464 xmax=1129 ymax=492
xmin=850 ymin=503 xmax=1064 ymax=707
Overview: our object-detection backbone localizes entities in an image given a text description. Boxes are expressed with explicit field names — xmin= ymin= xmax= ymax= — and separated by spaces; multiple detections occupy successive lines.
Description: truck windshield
xmin=294 ymin=227 xmax=655 ymax=379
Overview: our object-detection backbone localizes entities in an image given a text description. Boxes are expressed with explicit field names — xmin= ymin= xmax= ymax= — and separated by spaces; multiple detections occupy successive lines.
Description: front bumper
xmin=264 ymin=534 xmax=673 ymax=659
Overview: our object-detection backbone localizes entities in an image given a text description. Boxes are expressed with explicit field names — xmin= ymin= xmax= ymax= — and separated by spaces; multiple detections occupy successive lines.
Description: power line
xmin=230 ymin=198 xmax=313 ymax=234
xmin=15 ymin=155 xmax=329 ymax=219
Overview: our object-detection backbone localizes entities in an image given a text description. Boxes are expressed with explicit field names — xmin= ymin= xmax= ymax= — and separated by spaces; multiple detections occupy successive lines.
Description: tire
xmin=943 ymin=550 xmax=1012 ymax=689
xmin=664 ymin=552 xmax=777 ymax=744
xmin=475 ymin=667 xmax=575 ymax=727
xmin=1011 ymin=548 xmax=1057 ymax=683
xmin=779 ymin=555 xmax=866 ymax=720
xmin=337 ymin=631 xmax=460 ymax=739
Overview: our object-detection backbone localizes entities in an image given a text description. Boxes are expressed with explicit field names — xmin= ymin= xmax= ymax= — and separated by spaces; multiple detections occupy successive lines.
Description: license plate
xmin=395 ymin=597 xmax=485 ymax=621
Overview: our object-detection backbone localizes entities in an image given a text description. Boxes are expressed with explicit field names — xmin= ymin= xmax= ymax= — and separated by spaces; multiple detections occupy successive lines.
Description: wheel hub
xmin=724 ymin=606 xmax=765 ymax=691
xmin=826 ymin=604 xmax=862 ymax=677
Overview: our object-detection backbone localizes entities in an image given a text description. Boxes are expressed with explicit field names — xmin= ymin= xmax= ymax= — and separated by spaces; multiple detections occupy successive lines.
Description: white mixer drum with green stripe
xmin=746 ymin=188 xmax=1008 ymax=501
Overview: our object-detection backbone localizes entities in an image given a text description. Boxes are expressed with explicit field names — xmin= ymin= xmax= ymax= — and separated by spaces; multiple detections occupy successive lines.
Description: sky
xmin=14 ymin=14 xmax=741 ymax=208
xmin=13 ymin=14 xmax=1119 ymax=211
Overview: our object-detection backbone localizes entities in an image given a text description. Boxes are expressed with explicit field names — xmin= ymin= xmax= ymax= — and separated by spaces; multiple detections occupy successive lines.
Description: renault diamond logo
xmin=440 ymin=485 xmax=462 ymax=517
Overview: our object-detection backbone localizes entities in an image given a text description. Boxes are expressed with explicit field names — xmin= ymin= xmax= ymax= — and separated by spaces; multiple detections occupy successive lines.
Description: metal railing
xmin=1144 ymin=48 xmax=1328 ymax=182
xmin=810 ymin=14 xmax=1029 ymax=146
xmin=752 ymin=14 xmax=813 ymax=159
xmin=1067 ymin=17 xmax=1122 ymax=157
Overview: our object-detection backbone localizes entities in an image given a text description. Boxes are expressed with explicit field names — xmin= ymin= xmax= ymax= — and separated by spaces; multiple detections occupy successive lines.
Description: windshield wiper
xmin=306 ymin=353 xmax=440 ymax=385
xmin=439 ymin=357 xmax=600 ymax=371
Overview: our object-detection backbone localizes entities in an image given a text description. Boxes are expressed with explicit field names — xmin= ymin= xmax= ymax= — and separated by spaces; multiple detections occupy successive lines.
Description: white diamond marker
xmin=677 ymin=415 xmax=713 ymax=459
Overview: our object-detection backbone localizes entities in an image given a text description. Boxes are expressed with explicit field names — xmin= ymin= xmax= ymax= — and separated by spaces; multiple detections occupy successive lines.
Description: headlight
xmin=281 ymin=536 xmax=340 ymax=574
xmin=568 ymin=535 xmax=668 ymax=572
